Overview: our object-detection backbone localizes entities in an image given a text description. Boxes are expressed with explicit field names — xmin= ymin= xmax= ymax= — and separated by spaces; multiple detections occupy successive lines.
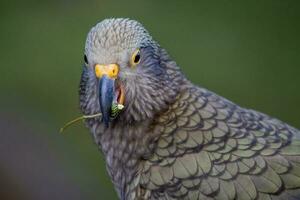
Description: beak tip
xmin=102 ymin=116 xmax=110 ymax=128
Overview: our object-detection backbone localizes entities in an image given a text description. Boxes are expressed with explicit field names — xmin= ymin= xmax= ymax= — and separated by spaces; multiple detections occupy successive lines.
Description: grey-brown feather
xmin=79 ymin=18 xmax=300 ymax=200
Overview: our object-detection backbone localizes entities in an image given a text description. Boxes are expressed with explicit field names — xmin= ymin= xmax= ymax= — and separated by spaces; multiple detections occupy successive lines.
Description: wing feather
xmin=139 ymin=87 xmax=300 ymax=199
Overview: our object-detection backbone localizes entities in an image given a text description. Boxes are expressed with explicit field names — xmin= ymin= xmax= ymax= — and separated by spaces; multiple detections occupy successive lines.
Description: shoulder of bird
xmin=79 ymin=18 xmax=300 ymax=200
xmin=136 ymin=69 xmax=300 ymax=200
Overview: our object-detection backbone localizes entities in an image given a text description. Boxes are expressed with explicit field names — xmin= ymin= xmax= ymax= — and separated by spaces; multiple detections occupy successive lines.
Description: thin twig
xmin=60 ymin=113 xmax=102 ymax=133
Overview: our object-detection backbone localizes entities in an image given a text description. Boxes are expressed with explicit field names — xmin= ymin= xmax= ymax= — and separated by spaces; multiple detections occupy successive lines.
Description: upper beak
xmin=95 ymin=64 xmax=119 ymax=126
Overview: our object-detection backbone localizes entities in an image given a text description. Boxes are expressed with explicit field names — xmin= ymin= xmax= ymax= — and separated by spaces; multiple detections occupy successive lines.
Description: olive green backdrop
xmin=0 ymin=0 xmax=299 ymax=199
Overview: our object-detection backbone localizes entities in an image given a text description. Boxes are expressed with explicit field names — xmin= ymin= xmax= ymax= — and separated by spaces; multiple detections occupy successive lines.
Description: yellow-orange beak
xmin=95 ymin=64 xmax=119 ymax=79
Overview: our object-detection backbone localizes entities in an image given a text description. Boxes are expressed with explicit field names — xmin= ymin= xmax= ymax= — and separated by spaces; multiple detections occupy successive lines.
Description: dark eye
xmin=131 ymin=49 xmax=141 ymax=66
xmin=84 ymin=54 xmax=88 ymax=64
xmin=133 ymin=52 xmax=140 ymax=63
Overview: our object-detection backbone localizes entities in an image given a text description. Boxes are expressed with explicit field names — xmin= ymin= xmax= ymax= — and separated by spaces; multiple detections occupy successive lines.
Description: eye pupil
xmin=84 ymin=55 xmax=88 ymax=64
xmin=131 ymin=49 xmax=141 ymax=67
xmin=134 ymin=53 xmax=140 ymax=63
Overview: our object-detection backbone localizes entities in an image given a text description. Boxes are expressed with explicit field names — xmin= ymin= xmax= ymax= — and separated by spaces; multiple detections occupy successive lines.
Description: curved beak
xmin=95 ymin=64 xmax=119 ymax=127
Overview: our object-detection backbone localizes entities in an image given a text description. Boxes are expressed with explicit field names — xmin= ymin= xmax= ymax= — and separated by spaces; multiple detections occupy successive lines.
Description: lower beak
xmin=98 ymin=75 xmax=115 ymax=126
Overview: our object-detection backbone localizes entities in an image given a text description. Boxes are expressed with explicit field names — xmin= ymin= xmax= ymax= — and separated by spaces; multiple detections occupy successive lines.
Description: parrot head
xmin=81 ymin=18 xmax=179 ymax=126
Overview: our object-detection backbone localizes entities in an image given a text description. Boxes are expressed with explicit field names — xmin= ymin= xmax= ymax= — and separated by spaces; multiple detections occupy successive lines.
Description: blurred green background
xmin=0 ymin=0 xmax=299 ymax=199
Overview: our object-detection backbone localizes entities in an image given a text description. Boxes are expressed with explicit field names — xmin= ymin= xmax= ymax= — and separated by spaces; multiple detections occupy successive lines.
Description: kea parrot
xmin=79 ymin=18 xmax=300 ymax=200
